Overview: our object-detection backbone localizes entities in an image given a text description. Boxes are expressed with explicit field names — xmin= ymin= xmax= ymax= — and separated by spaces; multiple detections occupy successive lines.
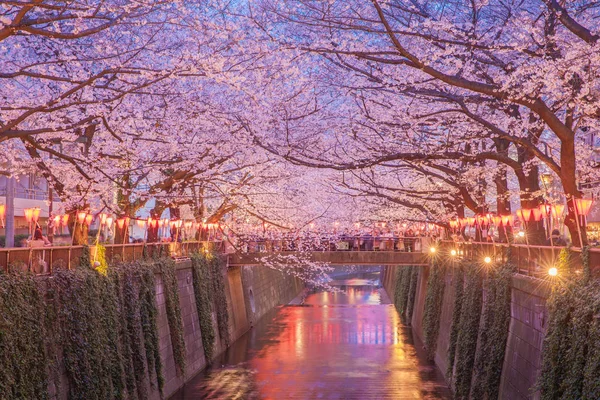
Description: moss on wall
xmin=422 ymin=261 xmax=446 ymax=361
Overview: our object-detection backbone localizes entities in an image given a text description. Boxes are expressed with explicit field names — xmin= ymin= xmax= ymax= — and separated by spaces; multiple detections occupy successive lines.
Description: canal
xmin=171 ymin=271 xmax=452 ymax=399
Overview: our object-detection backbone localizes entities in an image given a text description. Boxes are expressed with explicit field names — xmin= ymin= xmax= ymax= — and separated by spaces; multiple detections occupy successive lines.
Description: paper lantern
xmin=24 ymin=208 xmax=34 ymax=223
xmin=501 ymin=215 xmax=514 ymax=227
xmin=0 ymin=204 xmax=5 ymax=220
xmin=574 ymin=198 xmax=593 ymax=216
xmin=476 ymin=215 xmax=486 ymax=226
xmin=539 ymin=204 xmax=552 ymax=219
xmin=53 ymin=215 xmax=61 ymax=225
xmin=100 ymin=213 xmax=108 ymax=225
xmin=31 ymin=207 xmax=41 ymax=223
xmin=516 ymin=209 xmax=525 ymax=222
xmin=551 ymin=204 xmax=565 ymax=219
xmin=467 ymin=217 xmax=475 ymax=227
xmin=116 ymin=218 xmax=126 ymax=230
xmin=62 ymin=214 xmax=69 ymax=226
xmin=492 ymin=215 xmax=502 ymax=226
xmin=531 ymin=208 xmax=543 ymax=222
xmin=185 ymin=221 xmax=192 ymax=229
xmin=136 ymin=219 xmax=146 ymax=229
xmin=106 ymin=217 xmax=113 ymax=228
xmin=77 ymin=211 xmax=87 ymax=225
xmin=522 ymin=208 xmax=532 ymax=222
xmin=85 ymin=214 xmax=93 ymax=226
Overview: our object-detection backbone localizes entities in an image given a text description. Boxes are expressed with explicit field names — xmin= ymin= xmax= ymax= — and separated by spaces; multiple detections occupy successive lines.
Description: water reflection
xmin=171 ymin=274 xmax=451 ymax=399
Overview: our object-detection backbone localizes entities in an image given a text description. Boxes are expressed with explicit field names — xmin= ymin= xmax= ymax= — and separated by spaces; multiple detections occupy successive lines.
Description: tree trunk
xmin=560 ymin=137 xmax=586 ymax=246
xmin=67 ymin=208 xmax=89 ymax=246
xmin=516 ymin=149 xmax=546 ymax=244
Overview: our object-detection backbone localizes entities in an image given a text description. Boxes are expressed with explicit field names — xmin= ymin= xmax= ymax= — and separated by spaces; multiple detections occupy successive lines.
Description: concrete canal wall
xmin=158 ymin=261 xmax=304 ymax=398
xmin=382 ymin=265 xmax=550 ymax=400
xmin=49 ymin=260 xmax=304 ymax=400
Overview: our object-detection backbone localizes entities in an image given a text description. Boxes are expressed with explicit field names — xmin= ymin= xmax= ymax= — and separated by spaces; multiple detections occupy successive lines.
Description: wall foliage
xmin=154 ymin=257 xmax=187 ymax=376
xmin=422 ymin=260 xmax=446 ymax=361
xmin=0 ymin=259 xmax=169 ymax=399
xmin=452 ymin=261 xmax=483 ymax=400
xmin=210 ymin=255 xmax=231 ymax=347
xmin=393 ymin=266 xmax=419 ymax=324
xmin=446 ymin=263 xmax=464 ymax=378
xmin=471 ymin=262 xmax=513 ymax=400
xmin=0 ymin=272 xmax=48 ymax=399
xmin=191 ymin=252 xmax=217 ymax=362
xmin=538 ymin=273 xmax=600 ymax=399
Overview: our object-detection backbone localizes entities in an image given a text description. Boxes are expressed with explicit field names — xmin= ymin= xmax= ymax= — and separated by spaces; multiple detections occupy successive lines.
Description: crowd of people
xmin=233 ymin=229 xmax=433 ymax=253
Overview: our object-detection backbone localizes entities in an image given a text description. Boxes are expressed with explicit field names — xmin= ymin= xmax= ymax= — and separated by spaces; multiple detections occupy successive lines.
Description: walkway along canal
xmin=171 ymin=270 xmax=452 ymax=399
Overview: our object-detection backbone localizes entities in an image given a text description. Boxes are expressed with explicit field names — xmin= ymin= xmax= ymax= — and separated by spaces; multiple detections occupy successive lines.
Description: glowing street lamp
xmin=450 ymin=249 xmax=457 ymax=257
xmin=484 ymin=256 xmax=492 ymax=264
xmin=548 ymin=267 xmax=558 ymax=277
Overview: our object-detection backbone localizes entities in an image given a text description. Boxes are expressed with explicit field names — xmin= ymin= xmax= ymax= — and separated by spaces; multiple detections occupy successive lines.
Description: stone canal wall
xmin=157 ymin=261 xmax=304 ymax=399
xmin=45 ymin=260 xmax=303 ymax=400
xmin=382 ymin=265 xmax=550 ymax=400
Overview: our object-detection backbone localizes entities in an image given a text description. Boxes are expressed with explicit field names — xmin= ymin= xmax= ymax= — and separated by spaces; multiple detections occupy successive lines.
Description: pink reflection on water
xmin=171 ymin=283 xmax=451 ymax=399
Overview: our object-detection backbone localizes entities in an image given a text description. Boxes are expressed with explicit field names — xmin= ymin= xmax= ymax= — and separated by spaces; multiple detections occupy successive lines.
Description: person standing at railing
xmin=545 ymin=229 xmax=567 ymax=246
xmin=404 ymin=229 xmax=415 ymax=252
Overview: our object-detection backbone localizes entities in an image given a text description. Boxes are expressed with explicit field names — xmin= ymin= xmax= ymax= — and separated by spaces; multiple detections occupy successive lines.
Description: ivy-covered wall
xmin=538 ymin=254 xmax=600 ymax=400
xmin=0 ymin=251 xmax=240 ymax=400
xmin=0 ymin=259 xmax=171 ymax=400
xmin=383 ymin=253 xmax=564 ymax=400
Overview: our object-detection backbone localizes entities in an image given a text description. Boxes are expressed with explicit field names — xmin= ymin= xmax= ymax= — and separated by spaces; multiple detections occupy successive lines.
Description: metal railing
xmin=237 ymin=236 xmax=429 ymax=253
xmin=0 ymin=241 xmax=223 ymax=275
xmin=440 ymin=240 xmax=596 ymax=278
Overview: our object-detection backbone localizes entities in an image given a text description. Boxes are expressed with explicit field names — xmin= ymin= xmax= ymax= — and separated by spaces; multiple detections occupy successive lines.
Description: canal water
xmin=171 ymin=272 xmax=452 ymax=399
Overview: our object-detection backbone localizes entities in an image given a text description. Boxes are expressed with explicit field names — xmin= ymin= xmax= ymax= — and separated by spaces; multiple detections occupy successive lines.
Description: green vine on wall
xmin=538 ymin=279 xmax=600 ymax=399
xmin=446 ymin=263 xmax=464 ymax=378
xmin=393 ymin=266 xmax=418 ymax=324
xmin=422 ymin=260 xmax=446 ymax=361
xmin=452 ymin=261 xmax=483 ymax=400
xmin=1 ymin=260 xmax=167 ymax=400
xmin=155 ymin=257 xmax=187 ymax=376
xmin=191 ymin=252 xmax=217 ymax=362
xmin=210 ymin=255 xmax=230 ymax=347
xmin=0 ymin=272 xmax=48 ymax=399
xmin=406 ymin=267 xmax=419 ymax=323
xmin=471 ymin=262 xmax=513 ymax=400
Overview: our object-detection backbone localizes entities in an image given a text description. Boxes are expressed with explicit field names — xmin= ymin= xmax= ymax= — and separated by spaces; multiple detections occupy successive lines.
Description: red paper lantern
xmin=85 ymin=214 xmax=93 ymax=226
xmin=574 ymin=198 xmax=593 ymax=216
xmin=516 ymin=209 xmax=525 ymax=222
xmin=467 ymin=217 xmax=475 ymax=227
xmin=116 ymin=218 xmax=126 ymax=230
xmin=62 ymin=214 xmax=70 ymax=226
xmin=77 ymin=211 xmax=87 ymax=225
xmin=501 ymin=215 xmax=514 ymax=227
xmin=531 ymin=208 xmax=543 ymax=222
xmin=522 ymin=208 xmax=532 ymax=222
xmin=539 ymin=204 xmax=552 ymax=219
xmin=492 ymin=215 xmax=502 ymax=226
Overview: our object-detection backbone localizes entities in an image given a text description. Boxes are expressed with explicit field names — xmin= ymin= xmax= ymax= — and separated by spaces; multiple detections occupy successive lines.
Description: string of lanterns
xmin=448 ymin=199 xmax=594 ymax=234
